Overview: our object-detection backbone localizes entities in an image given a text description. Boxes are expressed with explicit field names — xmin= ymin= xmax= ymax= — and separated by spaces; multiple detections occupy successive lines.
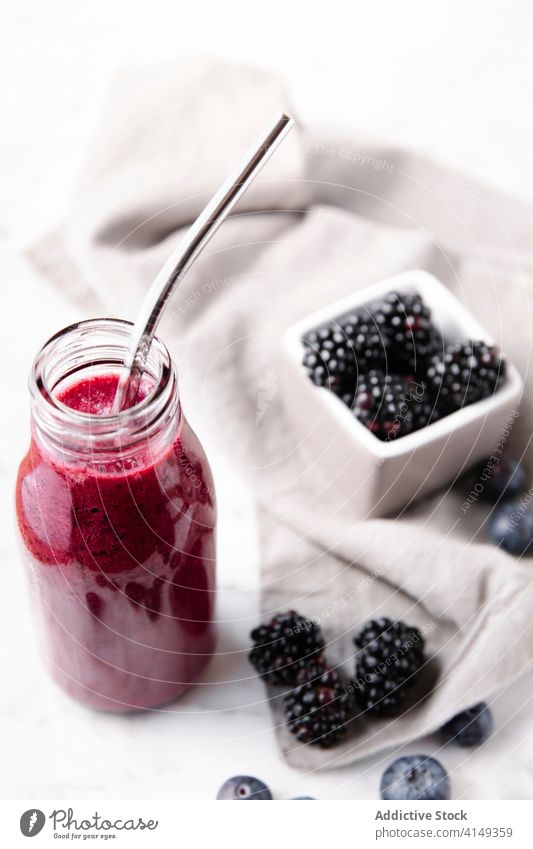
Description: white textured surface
xmin=2 ymin=0 xmax=533 ymax=800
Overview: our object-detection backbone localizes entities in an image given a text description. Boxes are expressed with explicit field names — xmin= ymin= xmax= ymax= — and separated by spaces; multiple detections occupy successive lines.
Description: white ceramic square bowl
xmin=280 ymin=270 xmax=523 ymax=518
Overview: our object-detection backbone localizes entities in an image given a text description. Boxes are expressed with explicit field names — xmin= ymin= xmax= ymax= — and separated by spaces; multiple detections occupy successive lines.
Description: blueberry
xmin=475 ymin=458 xmax=527 ymax=501
xmin=439 ymin=702 xmax=493 ymax=747
xmin=488 ymin=501 xmax=533 ymax=555
xmin=217 ymin=775 xmax=272 ymax=800
xmin=380 ymin=755 xmax=450 ymax=800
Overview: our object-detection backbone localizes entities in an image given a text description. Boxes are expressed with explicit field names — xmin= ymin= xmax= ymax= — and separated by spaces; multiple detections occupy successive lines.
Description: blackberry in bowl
xmin=426 ymin=341 xmax=506 ymax=414
xmin=373 ymin=290 xmax=443 ymax=373
xmin=301 ymin=292 xmax=507 ymax=436
xmin=352 ymin=370 xmax=418 ymax=441
xmin=280 ymin=270 xmax=523 ymax=517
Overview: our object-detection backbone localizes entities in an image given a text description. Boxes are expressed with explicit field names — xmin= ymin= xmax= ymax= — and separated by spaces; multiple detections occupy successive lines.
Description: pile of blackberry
xmin=249 ymin=610 xmax=428 ymax=748
xmin=302 ymin=290 xmax=506 ymax=440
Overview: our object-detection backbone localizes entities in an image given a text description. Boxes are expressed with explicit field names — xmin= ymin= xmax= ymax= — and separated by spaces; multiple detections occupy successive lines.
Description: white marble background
xmin=2 ymin=0 xmax=533 ymax=800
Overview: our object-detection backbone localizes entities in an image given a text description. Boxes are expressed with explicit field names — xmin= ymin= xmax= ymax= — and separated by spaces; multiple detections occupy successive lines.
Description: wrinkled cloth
xmin=30 ymin=61 xmax=533 ymax=768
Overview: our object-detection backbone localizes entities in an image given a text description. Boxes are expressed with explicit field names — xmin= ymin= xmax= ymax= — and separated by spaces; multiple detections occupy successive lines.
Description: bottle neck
xmin=29 ymin=319 xmax=180 ymax=467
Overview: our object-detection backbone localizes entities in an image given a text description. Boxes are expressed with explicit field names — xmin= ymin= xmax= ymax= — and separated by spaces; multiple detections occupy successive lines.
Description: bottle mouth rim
xmin=30 ymin=318 xmax=178 ymax=450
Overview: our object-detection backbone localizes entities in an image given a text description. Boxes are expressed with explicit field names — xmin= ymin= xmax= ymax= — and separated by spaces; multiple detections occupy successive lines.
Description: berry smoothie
xmin=16 ymin=368 xmax=216 ymax=711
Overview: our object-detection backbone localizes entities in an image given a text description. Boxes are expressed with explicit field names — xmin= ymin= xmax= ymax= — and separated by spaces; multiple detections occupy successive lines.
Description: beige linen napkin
xmin=30 ymin=61 xmax=533 ymax=769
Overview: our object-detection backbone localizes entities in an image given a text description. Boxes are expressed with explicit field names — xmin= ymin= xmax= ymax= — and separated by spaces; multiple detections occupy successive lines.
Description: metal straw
xmin=113 ymin=112 xmax=294 ymax=412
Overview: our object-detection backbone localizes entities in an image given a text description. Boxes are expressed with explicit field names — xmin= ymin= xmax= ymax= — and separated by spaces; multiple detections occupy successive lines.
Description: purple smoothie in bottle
xmin=15 ymin=319 xmax=216 ymax=711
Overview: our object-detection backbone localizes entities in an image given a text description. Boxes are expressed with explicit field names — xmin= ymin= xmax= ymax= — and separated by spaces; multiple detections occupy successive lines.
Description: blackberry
xmin=353 ymin=617 xmax=425 ymax=717
xmin=217 ymin=775 xmax=272 ymax=800
xmin=283 ymin=665 xmax=353 ymax=748
xmin=380 ymin=755 xmax=450 ymax=801
xmin=474 ymin=457 xmax=527 ymax=502
xmin=302 ymin=309 xmax=388 ymax=395
xmin=426 ymin=341 xmax=506 ymax=413
xmin=488 ymin=501 xmax=533 ymax=555
xmin=352 ymin=370 xmax=416 ymax=441
xmin=338 ymin=309 xmax=387 ymax=372
xmin=408 ymin=379 xmax=443 ymax=431
xmin=249 ymin=611 xmax=325 ymax=686
xmin=439 ymin=702 xmax=493 ymax=747
xmin=373 ymin=291 xmax=442 ymax=372
xmin=302 ymin=323 xmax=356 ymax=392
